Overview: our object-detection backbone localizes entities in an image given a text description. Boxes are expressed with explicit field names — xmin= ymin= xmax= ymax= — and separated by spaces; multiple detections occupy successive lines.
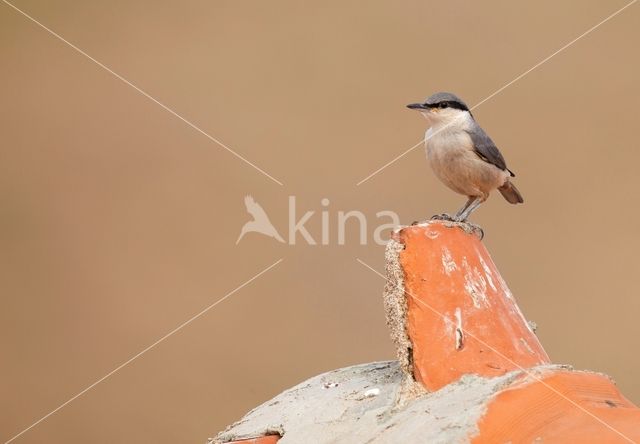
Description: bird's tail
xmin=499 ymin=181 xmax=524 ymax=204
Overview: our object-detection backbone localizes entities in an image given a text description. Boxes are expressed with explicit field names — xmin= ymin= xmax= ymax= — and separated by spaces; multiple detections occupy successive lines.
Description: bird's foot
xmin=431 ymin=215 xmax=485 ymax=240
xmin=430 ymin=213 xmax=455 ymax=221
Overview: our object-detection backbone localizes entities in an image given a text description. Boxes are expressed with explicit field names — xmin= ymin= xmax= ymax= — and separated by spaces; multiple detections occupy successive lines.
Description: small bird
xmin=236 ymin=195 xmax=285 ymax=244
xmin=407 ymin=92 xmax=523 ymax=222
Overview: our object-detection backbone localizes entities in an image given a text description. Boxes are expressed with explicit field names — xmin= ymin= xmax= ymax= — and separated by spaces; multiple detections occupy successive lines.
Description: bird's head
xmin=407 ymin=92 xmax=471 ymax=127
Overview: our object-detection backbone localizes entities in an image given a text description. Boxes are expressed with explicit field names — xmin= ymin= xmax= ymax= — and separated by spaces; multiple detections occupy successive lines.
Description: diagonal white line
xmin=356 ymin=140 xmax=425 ymax=187
xmin=2 ymin=0 xmax=284 ymax=186
xmin=3 ymin=258 xmax=283 ymax=444
xmin=356 ymin=257 xmax=636 ymax=444
xmin=356 ymin=0 xmax=638 ymax=186
xmin=471 ymin=0 xmax=637 ymax=111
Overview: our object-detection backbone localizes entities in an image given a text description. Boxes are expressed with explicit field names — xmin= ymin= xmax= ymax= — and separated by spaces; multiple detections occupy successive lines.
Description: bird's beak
xmin=407 ymin=103 xmax=428 ymax=110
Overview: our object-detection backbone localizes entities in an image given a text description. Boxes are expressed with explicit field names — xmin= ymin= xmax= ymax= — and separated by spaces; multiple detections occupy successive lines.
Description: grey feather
xmin=424 ymin=92 xmax=469 ymax=110
xmin=465 ymin=124 xmax=515 ymax=177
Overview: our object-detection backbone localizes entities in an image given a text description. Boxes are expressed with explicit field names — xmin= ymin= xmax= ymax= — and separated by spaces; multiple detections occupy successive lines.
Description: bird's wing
xmin=465 ymin=125 xmax=515 ymax=177
xmin=244 ymin=195 xmax=270 ymax=220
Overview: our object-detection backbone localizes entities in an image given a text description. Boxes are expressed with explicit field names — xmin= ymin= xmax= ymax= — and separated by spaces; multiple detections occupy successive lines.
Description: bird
xmin=236 ymin=195 xmax=285 ymax=244
xmin=407 ymin=92 xmax=523 ymax=222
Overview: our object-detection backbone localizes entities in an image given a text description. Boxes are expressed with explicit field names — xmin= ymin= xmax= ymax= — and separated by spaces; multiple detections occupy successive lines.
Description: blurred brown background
xmin=1 ymin=1 xmax=639 ymax=442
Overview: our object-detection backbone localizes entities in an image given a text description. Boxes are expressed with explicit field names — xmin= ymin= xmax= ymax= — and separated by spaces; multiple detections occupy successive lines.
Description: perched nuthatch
xmin=407 ymin=92 xmax=523 ymax=222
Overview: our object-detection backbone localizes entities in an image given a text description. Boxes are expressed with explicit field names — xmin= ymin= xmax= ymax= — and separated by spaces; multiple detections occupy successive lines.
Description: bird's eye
xmin=439 ymin=102 xmax=449 ymax=109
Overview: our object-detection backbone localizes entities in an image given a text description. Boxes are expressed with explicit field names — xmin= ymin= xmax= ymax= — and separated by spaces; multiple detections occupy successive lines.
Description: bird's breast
xmin=424 ymin=129 xmax=508 ymax=197
xmin=425 ymin=130 xmax=473 ymax=162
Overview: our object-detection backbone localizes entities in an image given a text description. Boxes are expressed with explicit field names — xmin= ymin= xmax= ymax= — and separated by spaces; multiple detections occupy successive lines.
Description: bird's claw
xmin=430 ymin=213 xmax=454 ymax=221
xmin=429 ymin=213 xmax=485 ymax=240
